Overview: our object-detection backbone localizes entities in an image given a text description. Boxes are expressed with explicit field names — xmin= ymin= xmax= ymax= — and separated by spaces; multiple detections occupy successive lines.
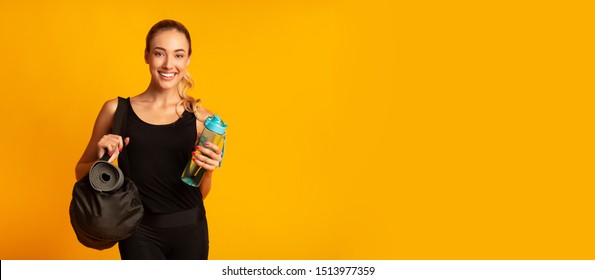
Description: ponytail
xmin=176 ymin=71 xmax=203 ymax=121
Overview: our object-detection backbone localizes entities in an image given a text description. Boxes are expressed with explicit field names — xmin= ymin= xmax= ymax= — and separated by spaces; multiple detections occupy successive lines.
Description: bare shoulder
xmin=101 ymin=98 xmax=120 ymax=116
xmin=195 ymin=105 xmax=214 ymax=122
xmin=94 ymin=97 xmax=122 ymax=126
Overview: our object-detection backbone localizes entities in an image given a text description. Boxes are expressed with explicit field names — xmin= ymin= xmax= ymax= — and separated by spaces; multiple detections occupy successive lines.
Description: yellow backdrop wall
xmin=0 ymin=0 xmax=593 ymax=259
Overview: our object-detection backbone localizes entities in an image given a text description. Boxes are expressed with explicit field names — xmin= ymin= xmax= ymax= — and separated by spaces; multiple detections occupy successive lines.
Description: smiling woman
xmin=143 ymin=20 xmax=199 ymax=119
xmin=74 ymin=19 xmax=224 ymax=260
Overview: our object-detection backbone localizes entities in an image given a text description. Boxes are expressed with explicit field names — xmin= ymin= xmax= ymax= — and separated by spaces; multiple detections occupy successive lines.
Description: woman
xmin=75 ymin=19 xmax=222 ymax=259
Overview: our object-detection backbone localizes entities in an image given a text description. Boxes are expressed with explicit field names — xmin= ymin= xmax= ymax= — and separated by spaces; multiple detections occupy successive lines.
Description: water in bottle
xmin=181 ymin=114 xmax=227 ymax=187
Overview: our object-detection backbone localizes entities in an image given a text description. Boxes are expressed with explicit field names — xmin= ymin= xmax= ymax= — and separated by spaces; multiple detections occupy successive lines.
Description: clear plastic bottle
xmin=181 ymin=114 xmax=227 ymax=187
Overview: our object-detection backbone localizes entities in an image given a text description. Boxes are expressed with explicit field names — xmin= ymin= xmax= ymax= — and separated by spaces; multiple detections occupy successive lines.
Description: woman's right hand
xmin=97 ymin=134 xmax=130 ymax=163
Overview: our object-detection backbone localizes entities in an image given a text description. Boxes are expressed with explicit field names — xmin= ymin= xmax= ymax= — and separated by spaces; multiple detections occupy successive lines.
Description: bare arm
xmin=196 ymin=142 xmax=221 ymax=200
xmin=75 ymin=98 xmax=124 ymax=180
xmin=199 ymin=170 xmax=214 ymax=199
xmin=193 ymin=106 xmax=222 ymax=199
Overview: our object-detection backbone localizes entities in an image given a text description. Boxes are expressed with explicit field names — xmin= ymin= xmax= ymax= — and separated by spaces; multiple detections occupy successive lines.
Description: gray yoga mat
xmin=89 ymin=161 xmax=124 ymax=192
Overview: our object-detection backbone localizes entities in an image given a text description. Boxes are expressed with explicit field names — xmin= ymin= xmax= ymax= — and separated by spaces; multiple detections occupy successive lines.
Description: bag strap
xmin=114 ymin=97 xmax=131 ymax=175
xmin=99 ymin=97 xmax=130 ymax=174
xmin=112 ymin=97 xmax=128 ymax=136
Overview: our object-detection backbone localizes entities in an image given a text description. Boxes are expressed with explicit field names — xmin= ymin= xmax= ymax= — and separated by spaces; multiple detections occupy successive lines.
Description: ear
xmin=144 ymin=51 xmax=149 ymax=64
xmin=186 ymin=55 xmax=191 ymax=66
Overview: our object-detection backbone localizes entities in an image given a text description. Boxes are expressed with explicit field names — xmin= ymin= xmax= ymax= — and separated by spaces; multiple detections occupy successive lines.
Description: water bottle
xmin=181 ymin=114 xmax=227 ymax=187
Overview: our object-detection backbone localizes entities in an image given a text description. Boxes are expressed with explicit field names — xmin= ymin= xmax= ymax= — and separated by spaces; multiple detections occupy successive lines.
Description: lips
xmin=158 ymin=71 xmax=178 ymax=80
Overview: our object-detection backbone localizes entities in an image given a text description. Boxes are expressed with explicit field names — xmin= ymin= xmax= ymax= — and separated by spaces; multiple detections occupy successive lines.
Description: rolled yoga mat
xmin=89 ymin=161 xmax=125 ymax=192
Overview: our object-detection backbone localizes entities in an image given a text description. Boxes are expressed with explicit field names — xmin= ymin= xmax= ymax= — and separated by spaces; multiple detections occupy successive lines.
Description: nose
xmin=162 ymin=55 xmax=173 ymax=69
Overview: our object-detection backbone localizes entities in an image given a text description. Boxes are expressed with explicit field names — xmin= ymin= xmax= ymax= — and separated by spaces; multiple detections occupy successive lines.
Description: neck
xmin=141 ymin=85 xmax=181 ymax=105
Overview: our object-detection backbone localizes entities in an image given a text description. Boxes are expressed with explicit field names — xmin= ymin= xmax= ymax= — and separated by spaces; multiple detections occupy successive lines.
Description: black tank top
xmin=119 ymin=98 xmax=205 ymax=214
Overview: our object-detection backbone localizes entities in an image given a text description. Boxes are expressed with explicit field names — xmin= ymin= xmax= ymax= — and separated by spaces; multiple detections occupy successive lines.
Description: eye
xmin=154 ymin=52 xmax=164 ymax=57
xmin=175 ymin=54 xmax=185 ymax=58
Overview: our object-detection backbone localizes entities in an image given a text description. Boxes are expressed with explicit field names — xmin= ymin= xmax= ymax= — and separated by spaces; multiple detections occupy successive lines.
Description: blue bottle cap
xmin=204 ymin=114 xmax=227 ymax=135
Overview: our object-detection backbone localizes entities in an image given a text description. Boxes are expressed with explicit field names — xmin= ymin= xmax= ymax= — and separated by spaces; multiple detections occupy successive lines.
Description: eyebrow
xmin=153 ymin=47 xmax=186 ymax=53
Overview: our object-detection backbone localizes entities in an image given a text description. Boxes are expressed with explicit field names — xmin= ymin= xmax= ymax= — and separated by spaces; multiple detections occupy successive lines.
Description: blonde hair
xmin=146 ymin=19 xmax=203 ymax=121
xmin=177 ymin=71 xmax=203 ymax=121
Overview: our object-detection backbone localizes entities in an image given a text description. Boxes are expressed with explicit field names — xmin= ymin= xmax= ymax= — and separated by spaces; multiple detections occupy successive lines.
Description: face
xmin=145 ymin=30 xmax=191 ymax=91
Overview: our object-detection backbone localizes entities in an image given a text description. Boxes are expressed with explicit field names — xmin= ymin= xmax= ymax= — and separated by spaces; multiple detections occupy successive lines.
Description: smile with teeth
xmin=159 ymin=72 xmax=177 ymax=78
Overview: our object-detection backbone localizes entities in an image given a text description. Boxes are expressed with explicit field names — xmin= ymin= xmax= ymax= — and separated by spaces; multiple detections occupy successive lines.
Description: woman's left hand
xmin=192 ymin=142 xmax=223 ymax=171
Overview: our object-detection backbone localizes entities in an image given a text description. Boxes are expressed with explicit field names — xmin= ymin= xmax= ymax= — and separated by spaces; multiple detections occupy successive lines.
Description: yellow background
xmin=0 ymin=0 xmax=593 ymax=259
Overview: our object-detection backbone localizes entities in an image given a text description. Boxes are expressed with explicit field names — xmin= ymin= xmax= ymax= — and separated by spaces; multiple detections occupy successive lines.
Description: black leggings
xmin=118 ymin=208 xmax=209 ymax=260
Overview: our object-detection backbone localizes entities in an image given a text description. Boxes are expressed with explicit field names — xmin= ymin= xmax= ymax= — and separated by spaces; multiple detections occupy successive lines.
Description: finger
xmin=204 ymin=142 xmax=222 ymax=154
xmin=197 ymin=144 xmax=222 ymax=159
xmin=116 ymin=136 xmax=124 ymax=152
xmin=199 ymin=145 xmax=222 ymax=163
xmin=102 ymin=135 xmax=121 ymax=149
xmin=192 ymin=153 xmax=216 ymax=171
xmin=97 ymin=135 xmax=121 ymax=159
xmin=108 ymin=142 xmax=118 ymax=155
xmin=97 ymin=135 xmax=108 ymax=159
xmin=108 ymin=149 xmax=120 ymax=163
xmin=192 ymin=153 xmax=205 ymax=167
xmin=100 ymin=139 xmax=119 ymax=160
xmin=196 ymin=153 xmax=219 ymax=169
xmin=98 ymin=148 xmax=106 ymax=160
xmin=200 ymin=154 xmax=219 ymax=167
xmin=124 ymin=137 xmax=130 ymax=147
xmin=195 ymin=147 xmax=218 ymax=165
